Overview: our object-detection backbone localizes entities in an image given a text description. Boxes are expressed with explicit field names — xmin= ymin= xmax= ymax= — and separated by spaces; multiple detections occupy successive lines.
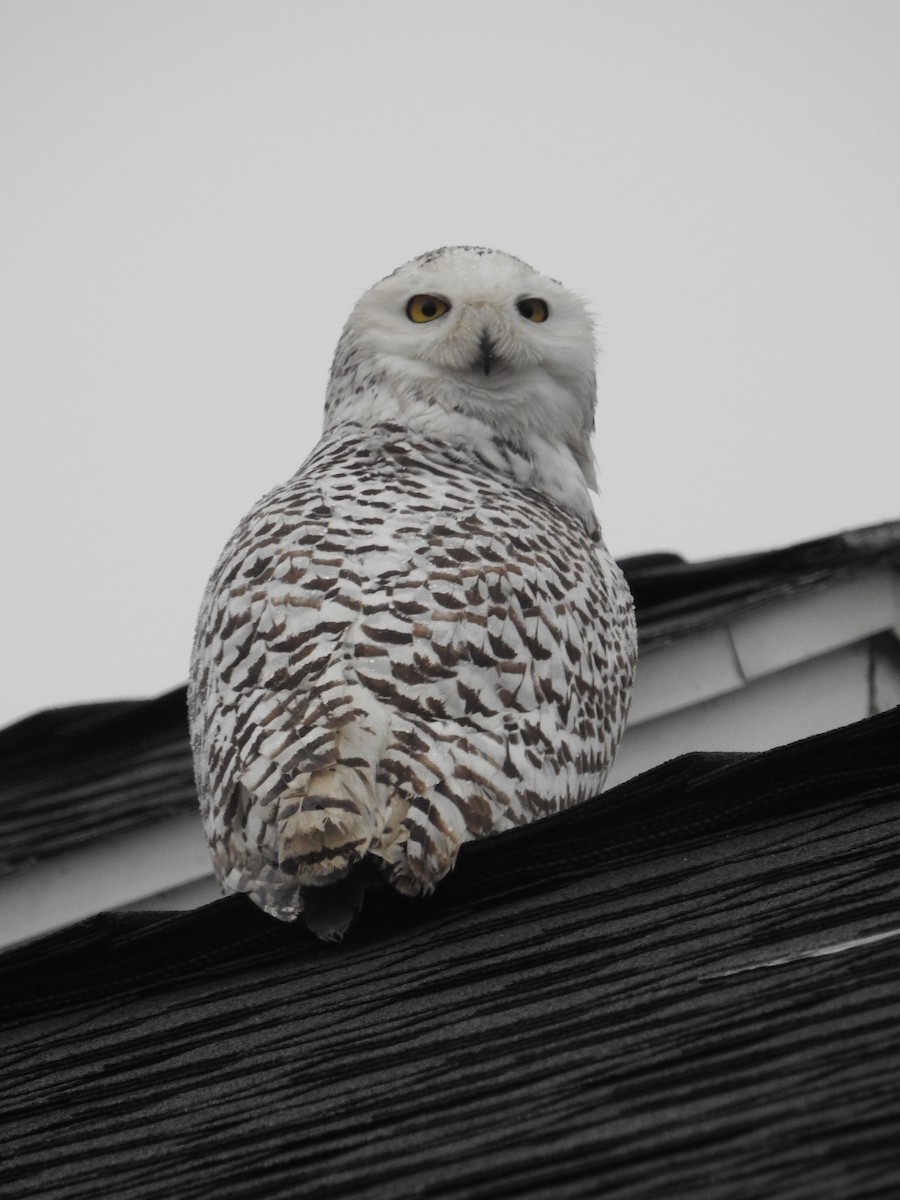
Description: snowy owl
xmin=189 ymin=246 xmax=637 ymax=939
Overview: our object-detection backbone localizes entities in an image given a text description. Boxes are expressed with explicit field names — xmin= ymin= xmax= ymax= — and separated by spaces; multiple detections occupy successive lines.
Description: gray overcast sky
xmin=2 ymin=0 xmax=899 ymax=729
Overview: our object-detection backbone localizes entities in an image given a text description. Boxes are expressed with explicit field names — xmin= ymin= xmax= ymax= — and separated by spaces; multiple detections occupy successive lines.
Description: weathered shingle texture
xmin=1 ymin=708 xmax=899 ymax=1198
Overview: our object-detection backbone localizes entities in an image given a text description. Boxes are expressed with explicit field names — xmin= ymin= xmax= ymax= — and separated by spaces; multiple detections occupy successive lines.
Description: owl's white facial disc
xmin=325 ymin=246 xmax=600 ymax=496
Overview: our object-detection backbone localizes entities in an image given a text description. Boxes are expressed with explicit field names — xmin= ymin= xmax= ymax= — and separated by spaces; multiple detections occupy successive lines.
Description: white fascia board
xmin=0 ymin=810 xmax=211 ymax=952
xmin=873 ymin=642 xmax=900 ymax=711
xmin=119 ymin=875 xmax=221 ymax=912
xmin=730 ymin=568 xmax=899 ymax=680
xmin=628 ymin=568 xmax=899 ymax=726
xmin=628 ymin=626 xmax=744 ymax=725
xmin=608 ymin=641 xmax=873 ymax=787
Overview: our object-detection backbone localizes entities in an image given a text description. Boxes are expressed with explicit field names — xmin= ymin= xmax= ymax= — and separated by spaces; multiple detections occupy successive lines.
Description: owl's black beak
xmin=477 ymin=331 xmax=497 ymax=376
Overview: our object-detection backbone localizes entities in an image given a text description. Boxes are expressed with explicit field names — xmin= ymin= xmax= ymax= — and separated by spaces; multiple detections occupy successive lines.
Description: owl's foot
xmin=221 ymin=862 xmax=302 ymax=922
xmin=300 ymin=862 xmax=382 ymax=941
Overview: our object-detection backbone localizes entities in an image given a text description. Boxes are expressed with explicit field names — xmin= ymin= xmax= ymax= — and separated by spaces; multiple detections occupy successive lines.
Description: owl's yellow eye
xmin=406 ymin=294 xmax=450 ymax=323
xmin=517 ymin=298 xmax=549 ymax=323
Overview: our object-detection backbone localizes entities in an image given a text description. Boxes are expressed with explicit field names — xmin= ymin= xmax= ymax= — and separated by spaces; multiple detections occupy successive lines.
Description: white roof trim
xmin=0 ymin=810 xmax=210 ymax=952
xmin=629 ymin=568 xmax=900 ymax=725
xmin=609 ymin=638 xmax=900 ymax=787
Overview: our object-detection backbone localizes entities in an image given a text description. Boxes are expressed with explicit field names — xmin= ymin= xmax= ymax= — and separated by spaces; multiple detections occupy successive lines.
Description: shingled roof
xmin=625 ymin=518 xmax=900 ymax=649
xmin=2 ymin=707 xmax=899 ymax=1197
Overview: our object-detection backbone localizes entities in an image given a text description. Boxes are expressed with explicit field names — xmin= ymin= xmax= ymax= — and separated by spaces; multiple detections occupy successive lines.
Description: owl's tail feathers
xmin=277 ymin=763 xmax=381 ymax=888
xmin=300 ymin=861 xmax=382 ymax=942
xmin=376 ymin=790 xmax=469 ymax=898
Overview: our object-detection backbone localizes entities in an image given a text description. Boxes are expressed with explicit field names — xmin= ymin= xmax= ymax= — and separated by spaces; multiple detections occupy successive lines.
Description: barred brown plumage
xmin=189 ymin=247 xmax=637 ymax=939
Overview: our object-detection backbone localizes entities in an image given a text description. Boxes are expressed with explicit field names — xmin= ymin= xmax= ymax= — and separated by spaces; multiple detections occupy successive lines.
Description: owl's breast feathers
xmin=189 ymin=422 xmax=636 ymax=928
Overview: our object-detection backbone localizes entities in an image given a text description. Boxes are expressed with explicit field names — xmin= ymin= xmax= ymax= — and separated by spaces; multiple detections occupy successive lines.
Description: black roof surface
xmin=623 ymin=517 xmax=900 ymax=648
xmin=2 ymin=708 xmax=899 ymax=1198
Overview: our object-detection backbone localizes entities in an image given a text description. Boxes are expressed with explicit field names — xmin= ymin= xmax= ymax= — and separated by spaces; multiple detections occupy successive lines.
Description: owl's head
xmin=325 ymin=246 xmax=599 ymax=496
